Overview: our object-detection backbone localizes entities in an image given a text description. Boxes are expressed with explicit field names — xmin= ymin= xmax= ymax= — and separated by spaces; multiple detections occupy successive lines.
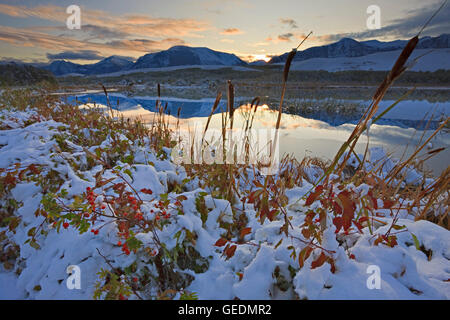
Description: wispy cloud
xmin=0 ymin=3 xmax=207 ymax=61
xmin=316 ymin=2 xmax=450 ymax=43
xmin=0 ymin=4 xmax=209 ymax=39
xmin=280 ymin=18 xmax=298 ymax=29
xmin=220 ymin=28 xmax=244 ymax=35
xmin=278 ymin=33 xmax=294 ymax=42
xmin=0 ymin=26 xmax=185 ymax=59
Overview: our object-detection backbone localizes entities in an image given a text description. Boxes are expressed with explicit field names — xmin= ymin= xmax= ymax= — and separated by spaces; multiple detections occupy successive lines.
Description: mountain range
xmin=268 ymin=34 xmax=450 ymax=63
xmin=41 ymin=34 xmax=450 ymax=76
xmin=43 ymin=46 xmax=246 ymax=76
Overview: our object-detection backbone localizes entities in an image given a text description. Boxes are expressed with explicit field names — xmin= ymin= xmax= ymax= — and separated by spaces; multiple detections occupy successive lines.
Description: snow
xmin=282 ymin=49 xmax=450 ymax=72
xmin=233 ymin=245 xmax=277 ymax=300
xmin=0 ymin=103 xmax=449 ymax=300
xmin=95 ymin=65 xmax=255 ymax=78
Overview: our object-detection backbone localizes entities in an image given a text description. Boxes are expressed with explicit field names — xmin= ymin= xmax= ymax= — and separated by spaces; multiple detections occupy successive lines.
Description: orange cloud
xmin=0 ymin=4 xmax=209 ymax=38
xmin=220 ymin=28 xmax=244 ymax=35
xmin=0 ymin=26 xmax=185 ymax=59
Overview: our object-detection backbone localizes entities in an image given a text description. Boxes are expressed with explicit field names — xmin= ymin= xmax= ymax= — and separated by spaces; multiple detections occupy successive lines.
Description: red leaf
xmin=359 ymin=216 xmax=369 ymax=223
xmin=267 ymin=209 xmax=278 ymax=221
xmin=332 ymin=217 xmax=343 ymax=233
xmin=260 ymin=201 xmax=270 ymax=223
xmin=247 ymin=190 xmax=262 ymax=204
xmin=332 ymin=201 xmax=342 ymax=215
xmin=298 ymin=246 xmax=313 ymax=268
xmin=311 ymin=252 xmax=327 ymax=269
xmin=388 ymin=235 xmax=398 ymax=247
xmin=368 ymin=190 xmax=378 ymax=209
xmin=337 ymin=191 xmax=356 ymax=231
xmin=301 ymin=228 xmax=311 ymax=239
xmin=254 ymin=180 xmax=264 ymax=188
xmin=330 ymin=260 xmax=336 ymax=274
xmin=353 ymin=220 xmax=363 ymax=233
xmin=225 ymin=245 xmax=237 ymax=259
xmin=374 ymin=235 xmax=383 ymax=246
xmin=214 ymin=238 xmax=227 ymax=247
xmin=240 ymin=227 xmax=252 ymax=238
xmin=305 ymin=185 xmax=324 ymax=206
xmin=140 ymin=188 xmax=153 ymax=195
xmin=383 ymin=199 xmax=395 ymax=209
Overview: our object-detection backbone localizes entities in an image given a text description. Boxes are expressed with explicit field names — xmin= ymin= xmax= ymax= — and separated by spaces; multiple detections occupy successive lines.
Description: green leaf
xmin=27 ymin=227 xmax=36 ymax=237
xmin=59 ymin=188 xmax=68 ymax=198
xmin=411 ymin=233 xmax=421 ymax=251
xmin=126 ymin=236 xmax=143 ymax=251
xmin=29 ymin=239 xmax=41 ymax=250
xmin=123 ymin=169 xmax=133 ymax=180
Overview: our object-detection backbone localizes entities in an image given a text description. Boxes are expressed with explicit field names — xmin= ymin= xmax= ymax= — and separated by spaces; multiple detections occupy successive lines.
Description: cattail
xmin=101 ymin=84 xmax=114 ymax=118
xmin=270 ymin=32 xmax=312 ymax=166
xmin=276 ymin=31 xmax=313 ymax=131
xmin=227 ymin=80 xmax=235 ymax=129
xmin=283 ymin=50 xmax=297 ymax=84
xmin=373 ymin=36 xmax=419 ymax=102
xmin=247 ymin=96 xmax=260 ymax=131
xmin=202 ymin=91 xmax=222 ymax=145
xmin=176 ymin=106 xmax=181 ymax=130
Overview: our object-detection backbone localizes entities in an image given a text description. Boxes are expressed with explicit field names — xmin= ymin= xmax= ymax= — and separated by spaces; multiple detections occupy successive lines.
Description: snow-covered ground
xmin=0 ymin=101 xmax=449 ymax=300
xmin=279 ymin=49 xmax=450 ymax=72
xmin=91 ymin=65 xmax=259 ymax=78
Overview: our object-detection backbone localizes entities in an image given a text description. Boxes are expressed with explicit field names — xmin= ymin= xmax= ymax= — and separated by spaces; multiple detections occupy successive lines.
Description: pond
xmin=68 ymin=93 xmax=450 ymax=175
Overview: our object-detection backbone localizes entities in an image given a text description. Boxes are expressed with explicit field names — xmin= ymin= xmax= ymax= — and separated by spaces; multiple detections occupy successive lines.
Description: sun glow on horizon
xmin=251 ymin=54 xmax=271 ymax=62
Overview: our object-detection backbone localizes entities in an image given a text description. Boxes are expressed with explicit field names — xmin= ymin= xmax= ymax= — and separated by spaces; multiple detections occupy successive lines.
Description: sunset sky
xmin=0 ymin=0 xmax=448 ymax=64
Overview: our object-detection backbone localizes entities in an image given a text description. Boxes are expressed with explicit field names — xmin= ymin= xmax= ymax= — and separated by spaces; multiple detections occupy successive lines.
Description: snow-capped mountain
xmin=132 ymin=46 xmax=247 ymax=69
xmin=285 ymin=48 xmax=450 ymax=72
xmin=86 ymin=56 xmax=134 ymax=75
xmin=44 ymin=60 xmax=88 ymax=76
xmin=417 ymin=34 xmax=450 ymax=48
xmin=269 ymin=34 xmax=450 ymax=64
xmin=43 ymin=47 xmax=247 ymax=76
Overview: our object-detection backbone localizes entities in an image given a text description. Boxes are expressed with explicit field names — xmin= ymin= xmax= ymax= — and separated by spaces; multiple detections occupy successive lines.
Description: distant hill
xmin=44 ymin=56 xmax=134 ymax=76
xmin=268 ymin=34 xmax=450 ymax=64
xmin=249 ymin=60 xmax=268 ymax=66
xmin=84 ymin=56 xmax=134 ymax=75
xmin=132 ymin=46 xmax=247 ymax=69
xmin=0 ymin=63 xmax=57 ymax=86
